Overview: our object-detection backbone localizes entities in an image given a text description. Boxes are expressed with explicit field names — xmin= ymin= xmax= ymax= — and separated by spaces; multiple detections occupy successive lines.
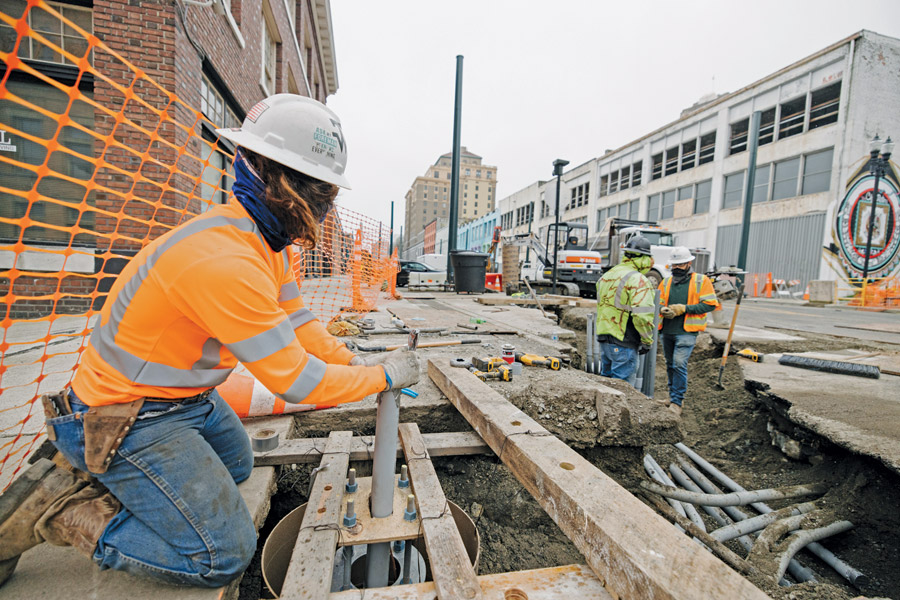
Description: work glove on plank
xmin=380 ymin=349 xmax=420 ymax=391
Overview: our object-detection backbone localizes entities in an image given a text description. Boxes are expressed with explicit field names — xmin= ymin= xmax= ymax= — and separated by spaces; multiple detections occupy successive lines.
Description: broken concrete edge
xmin=747 ymin=381 xmax=900 ymax=477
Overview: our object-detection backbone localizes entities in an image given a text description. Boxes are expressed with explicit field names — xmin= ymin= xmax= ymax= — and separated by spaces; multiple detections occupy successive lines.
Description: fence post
xmin=765 ymin=272 xmax=773 ymax=298
xmin=352 ymin=228 xmax=363 ymax=310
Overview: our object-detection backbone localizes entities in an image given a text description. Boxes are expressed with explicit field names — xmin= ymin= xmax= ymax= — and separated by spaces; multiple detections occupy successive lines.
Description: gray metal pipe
xmin=675 ymin=442 xmax=866 ymax=588
xmin=402 ymin=537 xmax=412 ymax=584
xmin=640 ymin=479 xmax=827 ymax=507
xmin=653 ymin=462 xmax=706 ymax=532
xmin=669 ymin=463 xmax=797 ymax=587
xmin=341 ymin=545 xmax=353 ymax=590
xmin=641 ymin=289 xmax=661 ymax=398
xmin=676 ymin=456 xmax=817 ymax=584
xmin=712 ymin=502 xmax=817 ymax=542
xmin=366 ymin=388 xmax=401 ymax=588
xmin=643 ymin=455 xmax=687 ymax=531
xmin=771 ymin=519 xmax=855 ymax=583
xmin=585 ymin=317 xmax=594 ymax=374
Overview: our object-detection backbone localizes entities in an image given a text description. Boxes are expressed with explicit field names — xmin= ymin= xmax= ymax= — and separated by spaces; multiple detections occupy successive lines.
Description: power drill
xmin=514 ymin=352 xmax=561 ymax=370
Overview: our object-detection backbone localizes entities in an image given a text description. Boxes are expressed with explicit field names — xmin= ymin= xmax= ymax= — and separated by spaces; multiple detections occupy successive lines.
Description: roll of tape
xmin=251 ymin=429 xmax=279 ymax=452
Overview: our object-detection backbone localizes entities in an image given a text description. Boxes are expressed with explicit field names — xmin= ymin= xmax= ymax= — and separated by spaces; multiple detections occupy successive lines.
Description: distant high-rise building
xmin=403 ymin=147 xmax=498 ymax=249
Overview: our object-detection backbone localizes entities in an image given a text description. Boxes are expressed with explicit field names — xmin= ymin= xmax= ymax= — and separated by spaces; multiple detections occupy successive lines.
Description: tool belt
xmin=41 ymin=389 xmax=211 ymax=475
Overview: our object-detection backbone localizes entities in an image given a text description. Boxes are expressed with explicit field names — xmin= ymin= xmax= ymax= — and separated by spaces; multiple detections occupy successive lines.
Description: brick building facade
xmin=0 ymin=0 xmax=340 ymax=318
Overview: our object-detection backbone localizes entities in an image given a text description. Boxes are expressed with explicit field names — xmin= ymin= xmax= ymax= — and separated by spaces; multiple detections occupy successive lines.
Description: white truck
xmin=590 ymin=218 xmax=680 ymax=287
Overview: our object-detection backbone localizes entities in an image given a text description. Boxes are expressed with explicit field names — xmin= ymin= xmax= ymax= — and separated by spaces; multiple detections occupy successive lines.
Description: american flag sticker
xmin=246 ymin=101 xmax=269 ymax=123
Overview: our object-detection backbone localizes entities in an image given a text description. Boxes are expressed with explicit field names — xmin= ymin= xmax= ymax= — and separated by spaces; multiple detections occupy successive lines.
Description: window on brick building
xmin=0 ymin=78 xmax=96 ymax=244
xmin=778 ymin=96 xmax=805 ymax=139
xmin=698 ymin=132 xmax=716 ymax=164
xmin=723 ymin=171 xmax=744 ymax=208
xmin=664 ymin=146 xmax=679 ymax=176
xmin=694 ymin=180 xmax=711 ymax=214
xmin=0 ymin=1 xmax=93 ymax=66
xmin=651 ymin=153 xmax=663 ymax=180
xmin=730 ymin=118 xmax=748 ymax=155
xmin=758 ymin=107 xmax=776 ymax=146
xmin=199 ymin=132 xmax=235 ymax=211
xmin=631 ymin=161 xmax=642 ymax=187
xmin=802 ymin=148 xmax=833 ymax=195
xmin=260 ymin=4 xmax=280 ymax=94
xmin=200 ymin=72 xmax=240 ymax=128
xmin=809 ymin=83 xmax=841 ymax=130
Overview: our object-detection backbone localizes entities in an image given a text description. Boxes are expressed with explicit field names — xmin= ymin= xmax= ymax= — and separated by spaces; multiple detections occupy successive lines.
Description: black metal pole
xmin=525 ymin=201 xmax=534 ymax=265
xmin=861 ymin=166 xmax=881 ymax=281
xmin=736 ymin=110 xmax=761 ymax=288
xmin=551 ymin=159 xmax=568 ymax=294
xmin=446 ymin=55 xmax=464 ymax=282
xmin=389 ymin=200 xmax=394 ymax=256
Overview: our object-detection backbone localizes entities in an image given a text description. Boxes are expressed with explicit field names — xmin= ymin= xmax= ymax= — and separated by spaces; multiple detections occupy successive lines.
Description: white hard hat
xmin=216 ymin=94 xmax=351 ymax=189
xmin=669 ymin=246 xmax=695 ymax=264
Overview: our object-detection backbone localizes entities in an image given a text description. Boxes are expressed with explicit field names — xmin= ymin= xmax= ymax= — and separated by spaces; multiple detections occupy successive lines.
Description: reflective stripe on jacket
xmin=595 ymin=261 xmax=655 ymax=346
xmin=73 ymin=199 xmax=386 ymax=407
xmin=658 ymin=272 xmax=720 ymax=332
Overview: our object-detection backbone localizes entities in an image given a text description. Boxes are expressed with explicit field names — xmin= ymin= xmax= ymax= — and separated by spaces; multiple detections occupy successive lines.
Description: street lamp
xmin=551 ymin=158 xmax=569 ymax=294
xmin=861 ymin=134 xmax=894 ymax=282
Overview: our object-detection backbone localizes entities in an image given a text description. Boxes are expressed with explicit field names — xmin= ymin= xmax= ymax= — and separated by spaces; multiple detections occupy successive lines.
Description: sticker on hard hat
xmin=246 ymin=100 xmax=269 ymax=123
xmin=313 ymin=126 xmax=342 ymax=159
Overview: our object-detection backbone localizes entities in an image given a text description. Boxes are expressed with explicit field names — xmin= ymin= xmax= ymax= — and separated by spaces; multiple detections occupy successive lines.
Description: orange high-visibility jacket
xmin=657 ymin=272 xmax=720 ymax=332
xmin=73 ymin=199 xmax=386 ymax=407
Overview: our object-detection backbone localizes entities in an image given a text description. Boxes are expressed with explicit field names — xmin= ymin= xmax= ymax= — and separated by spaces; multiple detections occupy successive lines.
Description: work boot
xmin=667 ymin=403 xmax=683 ymax=417
xmin=0 ymin=458 xmax=120 ymax=587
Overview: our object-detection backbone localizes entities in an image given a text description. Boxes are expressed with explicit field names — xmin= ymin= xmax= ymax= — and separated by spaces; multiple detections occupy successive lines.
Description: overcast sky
xmin=327 ymin=1 xmax=900 ymax=232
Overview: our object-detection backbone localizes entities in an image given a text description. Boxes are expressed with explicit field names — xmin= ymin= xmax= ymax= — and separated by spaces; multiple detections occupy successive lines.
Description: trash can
xmin=450 ymin=250 xmax=489 ymax=294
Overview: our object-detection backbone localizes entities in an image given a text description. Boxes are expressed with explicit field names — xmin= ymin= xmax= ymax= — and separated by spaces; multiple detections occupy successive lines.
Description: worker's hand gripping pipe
xmin=365 ymin=329 xmax=419 ymax=589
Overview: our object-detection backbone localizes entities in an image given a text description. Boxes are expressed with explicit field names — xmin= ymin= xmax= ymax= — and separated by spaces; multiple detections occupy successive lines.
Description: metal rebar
xmin=677 ymin=455 xmax=818 ymax=585
xmin=402 ymin=537 xmax=412 ymax=584
xmin=676 ymin=442 xmax=866 ymax=588
xmin=341 ymin=545 xmax=353 ymax=591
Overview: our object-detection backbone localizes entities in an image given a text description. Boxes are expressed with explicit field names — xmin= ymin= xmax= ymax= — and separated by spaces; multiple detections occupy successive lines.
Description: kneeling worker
xmin=594 ymin=236 xmax=656 ymax=386
xmin=0 ymin=95 xmax=419 ymax=588
xmin=658 ymin=247 xmax=719 ymax=416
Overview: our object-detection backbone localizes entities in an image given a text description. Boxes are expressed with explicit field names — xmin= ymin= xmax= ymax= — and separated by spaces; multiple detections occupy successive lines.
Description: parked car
xmin=398 ymin=260 xmax=437 ymax=287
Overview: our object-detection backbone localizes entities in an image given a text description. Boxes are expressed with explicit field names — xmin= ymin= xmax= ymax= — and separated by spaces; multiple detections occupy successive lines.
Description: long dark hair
xmin=241 ymin=148 xmax=338 ymax=249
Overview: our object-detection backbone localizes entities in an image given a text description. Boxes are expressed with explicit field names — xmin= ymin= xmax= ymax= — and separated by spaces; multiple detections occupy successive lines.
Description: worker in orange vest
xmin=0 ymin=95 xmax=419 ymax=588
xmin=657 ymin=247 xmax=719 ymax=417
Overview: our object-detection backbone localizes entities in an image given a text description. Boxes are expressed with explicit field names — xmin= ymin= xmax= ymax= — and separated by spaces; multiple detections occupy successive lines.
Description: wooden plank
xmin=427 ymin=359 xmax=770 ymax=600
xmin=254 ymin=431 xmax=489 ymax=466
xmin=399 ymin=423 xmax=482 ymax=600
xmin=280 ymin=430 xmax=353 ymax=600
xmin=329 ymin=564 xmax=613 ymax=599
xmin=339 ymin=476 xmax=421 ymax=545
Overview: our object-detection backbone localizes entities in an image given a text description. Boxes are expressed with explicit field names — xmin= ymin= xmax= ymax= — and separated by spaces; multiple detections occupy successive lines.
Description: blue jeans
xmin=46 ymin=389 xmax=256 ymax=587
xmin=599 ymin=342 xmax=639 ymax=386
xmin=662 ymin=333 xmax=698 ymax=406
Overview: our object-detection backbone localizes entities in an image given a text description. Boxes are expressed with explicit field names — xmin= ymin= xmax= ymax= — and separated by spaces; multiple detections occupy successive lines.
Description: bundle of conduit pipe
xmin=640 ymin=443 xmax=867 ymax=589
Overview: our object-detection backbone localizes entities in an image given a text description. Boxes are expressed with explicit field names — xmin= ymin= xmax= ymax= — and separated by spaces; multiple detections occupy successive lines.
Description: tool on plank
xmin=450 ymin=358 xmax=512 ymax=382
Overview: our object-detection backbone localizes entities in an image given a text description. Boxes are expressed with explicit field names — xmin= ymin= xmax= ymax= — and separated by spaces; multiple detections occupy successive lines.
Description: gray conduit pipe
xmin=771 ymin=519 xmax=855 ymax=583
xmin=669 ymin=464 xmax=793 ymax=587
xmin=653 ymin=462 xmax=707 ymax=532
xmin=642 ymin=455 xmax=687 ymax=531
xmin=639 ymin=480 xmax=828 ymax=507
xmin=675 ymin=442 xmax=867 ymax=588
xmin=676 ymin=456 xmax=818 ymax=584
xmin=593 ymin=327 xmax=601 ymax=374
xmin=712 ymin=502 xmax=817 ymax=542
xmin=586 ymin=318 xmax=594 ymax=374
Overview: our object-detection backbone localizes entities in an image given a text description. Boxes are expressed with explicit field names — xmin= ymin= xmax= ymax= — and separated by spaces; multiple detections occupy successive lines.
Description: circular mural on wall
xmin=833 ymin=173 xmax=900 ymax=278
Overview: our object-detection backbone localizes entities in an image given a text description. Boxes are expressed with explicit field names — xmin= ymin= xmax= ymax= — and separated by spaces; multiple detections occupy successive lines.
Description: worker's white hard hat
xmin=669 ymin=246 xmax=695 ymax=264
xmin=216 ymin=94 xmax=351 ymax=189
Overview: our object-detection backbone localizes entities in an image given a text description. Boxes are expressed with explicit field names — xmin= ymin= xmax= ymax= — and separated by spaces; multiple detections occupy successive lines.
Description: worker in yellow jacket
xmin=0 ymin=95 xmax=418 ymax=588
xmin=657 ymin=247 xmax=719 ymax=417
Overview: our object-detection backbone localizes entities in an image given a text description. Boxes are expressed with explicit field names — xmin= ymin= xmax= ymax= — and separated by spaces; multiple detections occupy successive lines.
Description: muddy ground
xmin=238 ymin=306 xmax=900 ymax=600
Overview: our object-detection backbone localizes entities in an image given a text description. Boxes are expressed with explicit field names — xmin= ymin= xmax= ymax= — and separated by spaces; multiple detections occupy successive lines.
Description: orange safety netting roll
xmin=0 ymin=1 xmax=396 ymax=489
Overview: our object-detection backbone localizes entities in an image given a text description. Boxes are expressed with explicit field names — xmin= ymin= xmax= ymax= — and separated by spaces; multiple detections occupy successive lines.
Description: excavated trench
xmin=237 ymin=308 xmax=900 ymax=600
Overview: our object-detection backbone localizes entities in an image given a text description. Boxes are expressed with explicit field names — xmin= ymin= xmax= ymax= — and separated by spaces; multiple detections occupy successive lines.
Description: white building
xmin=497 ymin=30 xmax=900 ymax=287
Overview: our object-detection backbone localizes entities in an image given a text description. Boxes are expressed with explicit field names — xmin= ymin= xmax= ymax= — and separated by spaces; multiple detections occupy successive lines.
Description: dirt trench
xmin=238 ymin=308 xmax=900 ymax=600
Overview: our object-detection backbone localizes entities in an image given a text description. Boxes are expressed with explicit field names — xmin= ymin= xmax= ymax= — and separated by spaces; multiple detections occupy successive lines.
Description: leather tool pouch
xmin=40 ymin=391 xmax=73 ymax=442
xmin=83 ymin=398 xmax=144 ymax=474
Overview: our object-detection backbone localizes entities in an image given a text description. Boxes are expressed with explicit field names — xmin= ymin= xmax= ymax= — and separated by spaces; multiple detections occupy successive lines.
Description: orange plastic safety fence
xmin=0 ymin=1 xmax=395 ymax=489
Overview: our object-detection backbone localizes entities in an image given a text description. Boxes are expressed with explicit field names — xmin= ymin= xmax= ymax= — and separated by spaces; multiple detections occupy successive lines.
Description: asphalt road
xmin=721 ymin=298 xmax=900 ymax=346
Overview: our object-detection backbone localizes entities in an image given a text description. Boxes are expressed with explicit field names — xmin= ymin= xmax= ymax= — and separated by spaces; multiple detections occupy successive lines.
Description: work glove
xmin=639 ymin=344 xmax=652 ymax=355
xmin=660 ymin=306 xmax=675 ymax=319
xmin=349 ymin=355 xmax=365 ymax=366
xmin=380 ymin=349 xmax=420 ymax=391
xmin=668 ymin=304 xmax=687 ymax=317
xmin=350 ymin=353 xmax=393 ymax=367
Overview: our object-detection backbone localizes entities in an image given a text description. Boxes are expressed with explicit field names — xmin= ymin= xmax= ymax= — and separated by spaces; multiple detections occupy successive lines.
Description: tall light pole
xmin=388 ymin=200 xmax=394 ymax=256
xmin=862 ymin=134 xmax=894 ymax=282
xmin=551 ymin=158 xmax=569 ymax=294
